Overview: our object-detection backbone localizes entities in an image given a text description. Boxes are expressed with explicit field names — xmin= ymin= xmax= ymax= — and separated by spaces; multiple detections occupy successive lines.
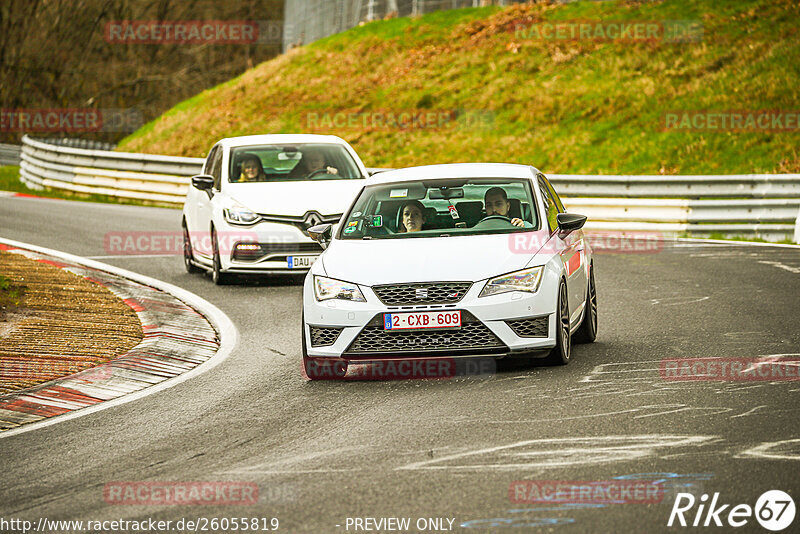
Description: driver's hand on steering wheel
xmin=326 ymin=166 xmax=338 ymax=175
xmin=510 ymin=218 xmax=524 ymax=227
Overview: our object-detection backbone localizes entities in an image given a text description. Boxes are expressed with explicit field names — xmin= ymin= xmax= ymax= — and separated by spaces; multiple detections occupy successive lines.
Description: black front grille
xmin=310 ymin=326 xmax=343 ymax=347
xmin=372 ymin=282 xmax=472 ymax=306
xmin=506 ymin=316 xmax=549 ymax=338
xmin=345 ymin=311 xmax=505 ymax=355
xmin=232 ymin=241 xmax=322 ymax=262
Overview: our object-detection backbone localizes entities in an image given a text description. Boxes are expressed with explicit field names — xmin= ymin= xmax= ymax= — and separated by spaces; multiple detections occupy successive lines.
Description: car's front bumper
xmin=215 ymin=218 xmax=324 ymax=273
xmin=302 ymin=273 xmax=560 ymax=360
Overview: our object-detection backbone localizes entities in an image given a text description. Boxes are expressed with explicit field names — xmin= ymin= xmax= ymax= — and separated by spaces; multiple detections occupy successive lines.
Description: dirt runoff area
xmin=0 ymin=250 xmax=143 ymax=395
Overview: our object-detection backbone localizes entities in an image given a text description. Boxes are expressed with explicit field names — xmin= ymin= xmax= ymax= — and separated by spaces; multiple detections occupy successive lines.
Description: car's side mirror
xmin=308 ymin=223 xmax=333 ymax=249
xmin=556 ymin=213 xmax=587 ymax=237
xmin=192 ymin=174 xmax=214 ymax=190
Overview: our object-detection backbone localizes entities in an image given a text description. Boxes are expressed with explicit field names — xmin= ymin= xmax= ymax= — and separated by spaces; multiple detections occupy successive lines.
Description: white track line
xmin=0 ymin=237 xmax=238 ymax=440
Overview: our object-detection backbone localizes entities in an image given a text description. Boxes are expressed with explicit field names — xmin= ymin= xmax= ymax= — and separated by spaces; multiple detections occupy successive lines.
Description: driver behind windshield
xmin=484 ymin=187 xmax=531 ymax=228
xmin=289 ymin=150 xmax=338 ymax=178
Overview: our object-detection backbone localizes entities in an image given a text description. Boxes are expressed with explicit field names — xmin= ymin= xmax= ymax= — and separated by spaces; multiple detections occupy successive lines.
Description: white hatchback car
xmin=301 ymin=163 xmax=597 ymax=379
xmin=182 ymin=134 xmax=369 ymax=283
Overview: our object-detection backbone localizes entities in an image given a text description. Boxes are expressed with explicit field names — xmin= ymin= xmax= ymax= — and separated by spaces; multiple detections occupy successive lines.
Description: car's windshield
xmin=228 ymin=143 xmax=363 ymax=182
xmin=339 ymin=178 xmax=539 ymax=239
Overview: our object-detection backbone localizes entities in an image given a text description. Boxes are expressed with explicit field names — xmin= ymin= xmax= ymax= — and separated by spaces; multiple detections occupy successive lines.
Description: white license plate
xmin=287 ymin=255 xmax=318 ymax=269
xmin=383 ymin=311 xmax=462 ymax=331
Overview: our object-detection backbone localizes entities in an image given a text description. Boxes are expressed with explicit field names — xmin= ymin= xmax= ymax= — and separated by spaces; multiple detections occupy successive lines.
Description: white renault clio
xmin=301 ymin=163 xmax=597 ymax=379
xmin=182 ymin=134 xmax=369 ymax=284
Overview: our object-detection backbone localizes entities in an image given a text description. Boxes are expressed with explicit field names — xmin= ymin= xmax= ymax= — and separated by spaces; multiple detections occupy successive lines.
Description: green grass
xmin=0 ymin=165 xmax=179 ymax=208
xmin=117 ymin=0 xmax=799 ymax=175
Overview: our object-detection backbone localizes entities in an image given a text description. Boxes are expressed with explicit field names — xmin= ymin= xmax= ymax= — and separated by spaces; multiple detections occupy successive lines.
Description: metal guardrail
xmin=0 ymin=143 xmax=22 ymax=166
xmin=16 ymin=135 xmax=800 ymax=242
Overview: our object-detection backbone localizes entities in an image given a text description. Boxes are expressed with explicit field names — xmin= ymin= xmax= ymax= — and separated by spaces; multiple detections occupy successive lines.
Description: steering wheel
xmin=308 ymin=169 xmax=329 ymax=178
xmin=477 ymin=215 xmax=513 ymax=224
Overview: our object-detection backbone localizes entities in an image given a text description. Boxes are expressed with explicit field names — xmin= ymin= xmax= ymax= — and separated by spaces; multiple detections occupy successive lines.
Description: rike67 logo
xmin=668 ymin=490 xmax=795 ymax=531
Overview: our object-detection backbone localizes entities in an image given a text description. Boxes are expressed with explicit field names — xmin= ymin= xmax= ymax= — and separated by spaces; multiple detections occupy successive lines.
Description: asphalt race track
xmin=1 ymin=194 xmax=799 ymax=533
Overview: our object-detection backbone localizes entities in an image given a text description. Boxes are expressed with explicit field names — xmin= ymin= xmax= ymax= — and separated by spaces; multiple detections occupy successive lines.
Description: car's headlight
xmin=480 ymin=266 xmax=544 ymax=298
xmin=314 ymin=276 xmax=367 ymax=302
xmin=223 ymin=204 xmax=260 ymax=225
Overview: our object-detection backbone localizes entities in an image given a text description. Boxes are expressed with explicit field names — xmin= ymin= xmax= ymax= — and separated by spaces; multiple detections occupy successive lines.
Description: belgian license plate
xmin=383 ymin=311 xmax=462 ymax=331
xmin=287 ymin=255 xmax=318 ymax=269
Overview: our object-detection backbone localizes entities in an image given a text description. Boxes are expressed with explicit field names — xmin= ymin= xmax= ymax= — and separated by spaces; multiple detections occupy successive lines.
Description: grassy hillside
xmin=118 ymin=0 xmax=800 ymax=174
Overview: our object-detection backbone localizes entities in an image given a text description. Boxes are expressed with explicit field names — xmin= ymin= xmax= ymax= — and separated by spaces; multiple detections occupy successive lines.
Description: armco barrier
xmin=16 ymin=136 xmax=800 ymax=242
xmin=0 ymin=143 xmax=21 ymax=166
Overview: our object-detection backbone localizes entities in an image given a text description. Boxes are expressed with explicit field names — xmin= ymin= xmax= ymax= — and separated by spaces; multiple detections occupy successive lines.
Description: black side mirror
xmin=556 ymin=213 xmax=587 ymax=237
xmin=191 ymin=174 xmax=214 ymax=191
xmin=308 ymin=223 xmax=333 ymax=249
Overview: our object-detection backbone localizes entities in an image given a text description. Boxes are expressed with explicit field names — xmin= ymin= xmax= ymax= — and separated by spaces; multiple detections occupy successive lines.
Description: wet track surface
xmin=1 ymin=195 xmax=799 ymax=533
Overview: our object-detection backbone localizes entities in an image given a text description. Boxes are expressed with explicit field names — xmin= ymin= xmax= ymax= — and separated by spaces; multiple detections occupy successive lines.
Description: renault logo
xmin=302 ymin=211 xmax=324 ymax=229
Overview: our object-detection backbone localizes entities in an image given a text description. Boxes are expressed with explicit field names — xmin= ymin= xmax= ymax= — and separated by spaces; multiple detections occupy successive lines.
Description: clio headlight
xmin=223 ymin=204 xmax=260 ymax=225
xmin=314 ymin=276 xmax=367 ymax=302
xmin=480 ymin=266 xmax=544 ymax=298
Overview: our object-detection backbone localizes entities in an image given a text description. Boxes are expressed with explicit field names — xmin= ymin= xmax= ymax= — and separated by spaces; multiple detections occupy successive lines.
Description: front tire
xmin=544 ymin=279 xmax=571 ymax=365
xmin=183 ymin=220 xmax=202 ymax=274
xmin=574 ymin=263 xmax=597 ymax=344
xmin=211 ymin=228 xmax=230 ymax=285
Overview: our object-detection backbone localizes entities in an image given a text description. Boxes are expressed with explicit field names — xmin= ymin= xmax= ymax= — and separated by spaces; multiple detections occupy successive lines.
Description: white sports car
xmin=182 ymin=134 xmax=369 ymax=283
xmin=301 ymin=163 xmax=597 ymax=379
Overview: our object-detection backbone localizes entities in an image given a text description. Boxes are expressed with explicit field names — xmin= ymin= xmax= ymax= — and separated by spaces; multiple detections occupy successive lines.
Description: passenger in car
xmin=235 ymin=154 xmax=267 ymax=182
xmin=398 ymin=200 xmax=427 ymax=233
xmin=484 ymin=187 xmax=531 ymax=228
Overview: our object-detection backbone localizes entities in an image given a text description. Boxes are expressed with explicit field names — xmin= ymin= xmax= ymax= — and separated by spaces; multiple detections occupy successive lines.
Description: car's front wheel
xmin=574 ymin=263 xmax=597 ymax=343
xmin=211 ymin=227 xmax=230 ymax=285
xmin=545 ymin=279 xmax=571 ymax=365
xmin=182 ymin=220 xmax=202 ymax=274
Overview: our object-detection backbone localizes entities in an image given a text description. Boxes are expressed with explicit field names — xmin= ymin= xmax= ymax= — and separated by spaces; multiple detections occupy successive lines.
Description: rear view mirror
xmin=308 ymin=223 xmax=333 ymax=249
xmin=191 ymin=174 xmax=214 ymax=191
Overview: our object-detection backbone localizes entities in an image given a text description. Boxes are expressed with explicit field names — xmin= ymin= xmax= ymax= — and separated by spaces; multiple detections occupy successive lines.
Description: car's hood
xmin=227 ymin=180 xmax=365 ymax=216
xmin=321 ymin=230 xmax=552 ymax=285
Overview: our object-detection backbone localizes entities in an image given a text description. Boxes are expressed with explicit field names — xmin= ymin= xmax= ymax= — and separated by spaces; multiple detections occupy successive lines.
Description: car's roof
xmin=366 ymin=163 xmax=540 ymax=185
xmin=216 ymin=134 xmax=350 ymax=148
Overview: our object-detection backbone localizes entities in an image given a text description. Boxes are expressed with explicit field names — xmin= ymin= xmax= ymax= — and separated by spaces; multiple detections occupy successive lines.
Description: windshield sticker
xmin=352 ymin=211 xmax=362 ymax=217
xmin=389 ymin=188 xmax=408 ymax=198
xmin=343 ymin=226 xmax=356 ymax=234
xmin=370 ymin=215 xmax=383 ymax=227
xmin=347 ymin=220 xmax=358 ymax=227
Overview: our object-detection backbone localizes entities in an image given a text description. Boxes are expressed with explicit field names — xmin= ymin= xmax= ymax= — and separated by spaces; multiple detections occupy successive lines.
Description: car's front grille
xmin=310 ymin=326 xmax=343 ymax=347
xmin=372 ymin=282 xmax=472 ymax=306
xmin=344 ymin=311 xmax=505 ymax=355
xmin=232 ymin=241 xmax=322 ymax=262
xmin=505 ymin=316 xmax=549 ymax=338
